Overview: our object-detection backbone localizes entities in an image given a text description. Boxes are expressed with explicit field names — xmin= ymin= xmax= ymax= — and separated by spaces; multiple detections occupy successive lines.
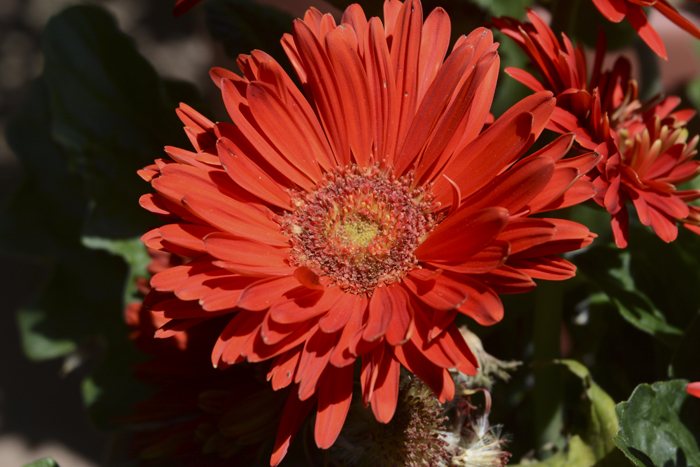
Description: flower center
xmin=280 ymin=166 xmax=436 ymax=295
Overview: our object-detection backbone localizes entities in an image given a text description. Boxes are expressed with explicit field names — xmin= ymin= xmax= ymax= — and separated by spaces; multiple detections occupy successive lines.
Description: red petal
xmin=319 ymin=292 xmax=360 ymax=333
xmin=366 ymin=17 xmax=399 ymax=163
xmin=393 ymin=340 xmax=455 ymax=403
xmin=655 ymin=0 xmax=700 ymax=39
xmin=505 ymin=67 xmax=547 ymax=92
xmin=415 ymin=207 xmax=509 ymax=263
xmin=499 ymin=218 xmax=556 ymax=255
xmin=363 ymin=286 xmax=395 ymax=342
xmin=686 ymin=381 xmax=700 ymax=399
xmin=270 ymin=387 xmax=316 ymax=466
xmin=383 ymin=286 xmax=414 ymax=346
xmin=216 ymin=137 xmax=292 ymax=209
xmin=268 ymin=348 xmax=302 ymax=390
xmin=329 ymin=297 xmax=366 ymax=367
xmin=211 ymin=311 xmax=265 ymax=367
xmin=204 ymin=232 xmax=291 ymax=274
xmin=370 ymin=348 xmax=401 ymax=423
xmin=292 ymin=20 xmax=350 ymax=165
xmin=246 ymin=82 xmax=325 ymax=181
xmin=626 ymin=4 xmax=667 ymax=59
xmin=592 ymin=0 xmax=627 ymax=22
xmin=270 ymin=287 xmax=342 ymax=324
xmin=508 ymin=256 xmax=577 ymax=280
xmin=462 ymin=156 xmax=556 ymax=215
xmin=238 ymin=276 xmax=302 ymax=311
xmin=390 ymin=0 xmax=423 ymax=155
xmin=435 ymin=91 xmax=555 ymax=203
xmin=326 ymin=25 xmax=373 ymax=167
xmin=295 ymin=330 xmax=337 ymax=400
xmin=314 ymin=364 xmax=354 ymax=448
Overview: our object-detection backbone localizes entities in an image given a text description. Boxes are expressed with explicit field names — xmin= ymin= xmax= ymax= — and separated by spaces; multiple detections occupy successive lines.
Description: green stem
xmin=533 ymin=280 xmax=566 ymax=459
xmin=634 ymin=35 xmax=662 ymax=101
xmin=550 ymin=0 xmax=581 ymax=38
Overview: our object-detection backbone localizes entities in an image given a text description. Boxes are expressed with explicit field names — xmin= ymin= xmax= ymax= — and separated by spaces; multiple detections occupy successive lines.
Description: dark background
xmin=0 ymin=0 xmax=696 ymax=465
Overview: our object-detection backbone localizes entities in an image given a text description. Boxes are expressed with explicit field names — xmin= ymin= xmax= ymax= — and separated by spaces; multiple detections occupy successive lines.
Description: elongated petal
xmin=415 ymin=207 xmax=509 ymax=263
xmin=315 ymin=364 xmax=354 ymax=448
xmin=271 ymin=387 xmax=316 ymax=466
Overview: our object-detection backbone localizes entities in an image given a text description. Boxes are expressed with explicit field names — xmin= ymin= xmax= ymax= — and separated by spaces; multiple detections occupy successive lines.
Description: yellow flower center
xmin=280 ymin=166 xmax=436 ymax=295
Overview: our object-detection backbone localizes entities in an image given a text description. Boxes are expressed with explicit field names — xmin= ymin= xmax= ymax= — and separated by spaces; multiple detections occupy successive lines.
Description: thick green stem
xmin=634 ymin=35 xmax=662 ymax=101
xmin=550 ymin=0 xmax=581 ymax=38
xmin=533 ymin=280 xmax=566 ymax=458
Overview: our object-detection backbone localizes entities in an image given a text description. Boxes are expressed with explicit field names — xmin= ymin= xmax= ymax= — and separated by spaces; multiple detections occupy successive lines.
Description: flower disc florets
xmin=280 ymin=165 xmax=436 ymax=295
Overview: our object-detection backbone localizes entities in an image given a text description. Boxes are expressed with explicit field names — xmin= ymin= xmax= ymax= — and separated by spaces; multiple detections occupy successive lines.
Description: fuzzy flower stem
xmin=634 ymin=34 xmax=663 ymax=100
xmin=533 ymin=280 xmax=566 ymax=458
xmin=550 ymin=0 xmax=581 ymax=37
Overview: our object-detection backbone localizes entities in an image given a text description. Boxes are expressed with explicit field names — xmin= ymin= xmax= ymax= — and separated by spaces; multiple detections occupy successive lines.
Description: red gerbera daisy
xmin=493 ymin=9 xmax=638 ymax=150
xmin=591 ymin=0 xmax=700 ymax=59
xmin=688 ymin=381 xmax=700 ymax=398
xmin=593 ymin=103 xmax=700 ymax=246
xmin=496 ymin=10 xmax=700 ymax=247
xmin=140 ymin=1 xmax=597 ymax=464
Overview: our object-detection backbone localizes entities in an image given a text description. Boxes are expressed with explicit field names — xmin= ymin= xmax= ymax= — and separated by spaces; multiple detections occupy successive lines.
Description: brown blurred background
xmin=0 ymin=0 xmax=696 ymax=465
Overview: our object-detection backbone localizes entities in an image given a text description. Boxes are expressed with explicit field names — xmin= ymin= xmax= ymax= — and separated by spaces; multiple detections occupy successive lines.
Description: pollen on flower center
xmin=279 ymin=166 xmax=436 ymax=295
xmin=336 ymin=215 xmax=381 ymax=249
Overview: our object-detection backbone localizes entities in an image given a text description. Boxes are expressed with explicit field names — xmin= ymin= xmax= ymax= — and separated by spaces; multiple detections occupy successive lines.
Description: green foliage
xmin=22 ymin=458 xmax=60 ymax=467
xmin=1 ymin=4 xmax=201 ymax=427
xmin=512 ymin=360 xmax=622 ymax=467
xmin=614 ymin=380 xmax=700 ymax=467
xmin=465 ymin=0 xmax=533 ymax=18
xmin=205 ymin=0 xmax=293 ymax=64
xmin=576 ymin=244 xmax=683 ymax=346
xmin=41 ymin=6 xmax=193 ymax=239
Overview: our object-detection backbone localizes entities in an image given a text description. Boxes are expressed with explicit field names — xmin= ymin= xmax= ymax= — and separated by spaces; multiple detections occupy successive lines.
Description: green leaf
xmin=576 ymin=245 xmax=683 ymax=345
xmin=205 ymin=0 xmax=293 ymax=64
xmin=1 ymin=5 xmax=189 ymax=426
xmin=614 ymin=380 xmax=700 ymax=467
xmin=513 ymin=361 xmax=621 ymax=467
xmin=556 ymin=360 xmax=618 ymax=459
xmin=82 ymin=236 xmax=150 ymax=304
xmin=17 ymin=308 xmax=77 ymax=361
xmin=1 ymin=79 xmax=88 ymax=257
xmin=512 ymin=436 xmax=597 ymax=467
xmin=572 ymin=0 xmax=636 ymax=50
xmin=465 ymin=0 xmax=532 ymax=18
xmin=42 ymin=5 xmax=196 ymax=240
xmin=670 ymin=311 xmax=700 ymax=381
xmin=22 ymin=457 xmax=60 ymax=467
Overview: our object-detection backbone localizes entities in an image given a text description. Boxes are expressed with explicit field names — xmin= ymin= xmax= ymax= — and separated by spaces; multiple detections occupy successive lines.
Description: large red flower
xmin=496 ymin=10 xmax=700 ymax=247
xmin=591 ymin=0 xmax=700 ymax=59
xmin=140 ymin=1 xmax=597 ymax=464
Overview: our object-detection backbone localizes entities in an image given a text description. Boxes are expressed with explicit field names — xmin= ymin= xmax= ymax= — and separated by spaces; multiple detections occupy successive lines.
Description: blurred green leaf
xmin=576 ymin=245 xmax=683 ymax=345
xmin=556 ymin=360 xmax=618 ymax=459
xmin=614 ymin=380 xmax=700 ymax=467
xmin=42 ymin=5 xmax=195 ymax=240
xmin=572 ymin=0 xmax=636 ymax=50
xmin=205 ymin=0 xmax=293 ymax=64
xmin=464 ymin=0 xmax=532 ymax=18
xmin=82 ymin=236 xmax=150 ymax=304
xmin=670 ymin=311 xmax=700 ymax=381
xmin=0 ymin=79 xmax=87 ymax=256
xmin=513 ymin=360 xmax=621 ymax=467
xmin=686 ymin=43 xmax=700 ymax=113
xmin=22 ymin=458 xmax=60 ymax=467
xmin=512 ymin=436 xmax=597 ymax=467
xmin=0 ymin=5 xmax=200 ymax=427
